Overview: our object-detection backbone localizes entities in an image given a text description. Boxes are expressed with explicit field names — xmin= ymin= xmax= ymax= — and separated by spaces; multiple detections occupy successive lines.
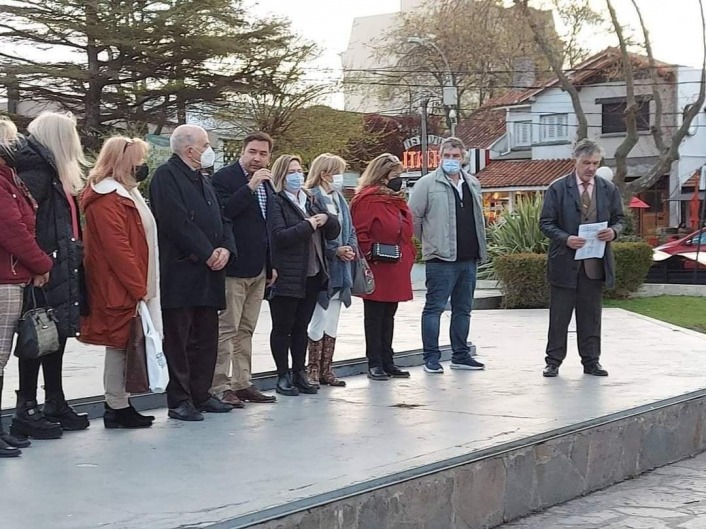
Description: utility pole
xmin=420 ymin=96 xmax=430 ymax=176
xmin=693 ymin=165 xmax=706 ymax=284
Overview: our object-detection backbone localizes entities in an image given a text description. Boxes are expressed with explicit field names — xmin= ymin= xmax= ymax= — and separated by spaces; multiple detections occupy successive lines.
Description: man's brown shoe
xmin=221 ymin=390 xmax=245 ymax=408
xmin=235 ymin=385 xmax=277 ymax=403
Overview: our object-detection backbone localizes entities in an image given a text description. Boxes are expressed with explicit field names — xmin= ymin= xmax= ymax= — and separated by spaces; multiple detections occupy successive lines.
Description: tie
xmin=581 ymin=182 xmax=591 ymax=215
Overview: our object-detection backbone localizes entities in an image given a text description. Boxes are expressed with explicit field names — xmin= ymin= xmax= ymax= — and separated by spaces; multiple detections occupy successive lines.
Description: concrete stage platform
xmin=3 ymin=309 xmax=706 ymax=529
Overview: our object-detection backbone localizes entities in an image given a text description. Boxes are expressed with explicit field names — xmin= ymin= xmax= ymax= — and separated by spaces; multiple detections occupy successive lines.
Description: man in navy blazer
xmin=211 ymin=132 xmax=277 ymax=405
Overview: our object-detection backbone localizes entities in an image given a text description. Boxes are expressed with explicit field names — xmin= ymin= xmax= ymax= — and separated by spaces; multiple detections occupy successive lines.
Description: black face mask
xmin=0 ymin=134 xmax=25 ymax=169
xmin=386 ymin=177 xmax=403 ymax=192
xmin=135 ymin=163 xmax=150 ymax=182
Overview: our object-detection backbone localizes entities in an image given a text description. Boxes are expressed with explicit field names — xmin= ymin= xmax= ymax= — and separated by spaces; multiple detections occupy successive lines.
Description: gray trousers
xmin=545 ymin=266 xmax=603 ymax=367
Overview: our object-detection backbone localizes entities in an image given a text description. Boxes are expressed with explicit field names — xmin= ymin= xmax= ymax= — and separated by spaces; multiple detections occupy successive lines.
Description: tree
xmin=0 ymin=0 xmax=312 ymax=144
xmin=515 ymin=0 xmax=706 ymax=198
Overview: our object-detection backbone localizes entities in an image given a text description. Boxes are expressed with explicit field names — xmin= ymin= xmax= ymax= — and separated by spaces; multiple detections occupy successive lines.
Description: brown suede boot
xmin=320 ymin=335 xmax=346 ymax=387
xmin=307 ymin=338 xmax=324 ymax=388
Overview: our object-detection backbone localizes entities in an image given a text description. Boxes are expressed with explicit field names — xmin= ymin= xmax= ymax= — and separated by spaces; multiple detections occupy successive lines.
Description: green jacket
xmin=408 ymin=167 xmax=488 ymax=263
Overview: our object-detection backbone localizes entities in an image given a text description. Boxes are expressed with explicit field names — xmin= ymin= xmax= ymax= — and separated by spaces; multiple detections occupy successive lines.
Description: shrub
xmin=494 ymin=253 xmax=549 ymax=309
xmin=604 ymin=241 xmax=654 ymax=299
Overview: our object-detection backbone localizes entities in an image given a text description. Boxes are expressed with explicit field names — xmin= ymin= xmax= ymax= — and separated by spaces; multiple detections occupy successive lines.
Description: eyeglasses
xmin=123 ymin=138 xmax=134 ymax=154
xmin=385 ymin=154 xmax=400 ymax=164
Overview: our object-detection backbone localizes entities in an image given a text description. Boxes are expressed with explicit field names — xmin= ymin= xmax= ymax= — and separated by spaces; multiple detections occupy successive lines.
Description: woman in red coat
xmin=350 ymin=153 xmax=415 ymax=381
xmin=0 ymin=118 xmax=53 ymax=456
xmin=80 ymin=136 xmax=161 ymax=429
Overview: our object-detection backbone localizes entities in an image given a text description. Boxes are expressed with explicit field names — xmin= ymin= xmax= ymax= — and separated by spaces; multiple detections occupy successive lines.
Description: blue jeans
xmin=421 ymin=260 xmax=477 ymax=363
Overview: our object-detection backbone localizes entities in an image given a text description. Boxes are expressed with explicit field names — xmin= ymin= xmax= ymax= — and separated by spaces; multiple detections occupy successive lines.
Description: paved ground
xmin=502 ymin=451 xmax=706 ymax=529
xmin=2 ymin=309 xmax=705 ymax=529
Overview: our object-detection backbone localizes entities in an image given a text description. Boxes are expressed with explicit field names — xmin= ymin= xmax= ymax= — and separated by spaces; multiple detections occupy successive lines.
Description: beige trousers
xmin=212 ymin=271 xmax=266 ymax=395
xmin=104 ymin=346 xmax=130 ymax=409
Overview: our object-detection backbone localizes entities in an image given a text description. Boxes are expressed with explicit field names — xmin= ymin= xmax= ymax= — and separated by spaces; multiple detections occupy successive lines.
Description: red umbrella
xmin=629 ymin=197 xmax=650 ymax=209
xmin=690 ymin=187 xmax=701 ymax=229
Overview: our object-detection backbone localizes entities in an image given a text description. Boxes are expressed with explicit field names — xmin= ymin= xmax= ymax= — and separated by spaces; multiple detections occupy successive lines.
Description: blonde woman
xmin=304 ymin=153 xmax=357 ymax=387
xmin=12 ymin=112 xmax=89 ymax=440
xmin=267 ymin=155 xmax=340 ymax=396
xmin=349 ymin=154 xmax=415 ymax=381
xmin=0 ymin=118 xmax=53 ymax=456
xmin=79 ymin=137 xmax=161 ymax=429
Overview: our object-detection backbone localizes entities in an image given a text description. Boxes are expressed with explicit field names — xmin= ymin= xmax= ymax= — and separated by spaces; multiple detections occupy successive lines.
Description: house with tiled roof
xmin=454 ymin=47 xmax=704 ymax=231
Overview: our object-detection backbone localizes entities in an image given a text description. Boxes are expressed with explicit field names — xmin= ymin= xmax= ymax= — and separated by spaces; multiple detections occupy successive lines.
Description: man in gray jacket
xmin=540 ymin=139 xmax=624 ymax=378
xmin=409 ymin=137 xmax=487 ymax=374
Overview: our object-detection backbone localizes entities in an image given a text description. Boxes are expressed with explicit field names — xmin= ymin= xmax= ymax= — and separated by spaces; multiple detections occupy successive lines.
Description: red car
xmin=654 ymin=228 xmax=706 ymax=269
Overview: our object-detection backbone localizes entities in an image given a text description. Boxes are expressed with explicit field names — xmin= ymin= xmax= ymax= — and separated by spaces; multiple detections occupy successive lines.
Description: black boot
xmin=11 ymin=392 xmax=63 ymax=440
xmin=128 ymin=399 xmax=155 ymax=421
xmin=104 ymin=404 xmax=152 ymax=429
xmin=275 ymin=373 xmax=299 ymax=397
xmin=0 ymin=377 xmax=29 ymax=449
xmin=43 ymin=393 xmax=90 ymax=431
xmin=292 ymin=369 xmax=318 ymax=394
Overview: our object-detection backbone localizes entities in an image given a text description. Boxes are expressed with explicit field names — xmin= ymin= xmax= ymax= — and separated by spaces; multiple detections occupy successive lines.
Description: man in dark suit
xmin=149 ymin=124 xmax=237 ymax=420
xmin=210 ymin=132 xmax=277 ymax=406
xmin=540 ymin=139 xmax=625 ymax=378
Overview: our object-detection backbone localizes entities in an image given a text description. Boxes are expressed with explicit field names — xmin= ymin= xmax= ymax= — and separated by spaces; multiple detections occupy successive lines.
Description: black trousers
xmin=364 ymin=300 xmax=398 ymax=370
xmin=162 ymin=306 xmax=219 ymax=409
xmin=545 ymin=266 xmax=603 ymax=367
xmin=268 ymin=277 xmax=321 ymax=376
xmin=18 ymin=335 xmax=68 ymax=401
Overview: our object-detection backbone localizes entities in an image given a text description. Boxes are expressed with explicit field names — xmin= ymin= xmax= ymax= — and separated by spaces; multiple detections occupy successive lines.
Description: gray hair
xmin=170 ymin=124 xmax=206 ymax=155
xmin=572 ymin=138 xmax=605 ymax=159
xmin=439 ymin=136 xmax=466 ymax=157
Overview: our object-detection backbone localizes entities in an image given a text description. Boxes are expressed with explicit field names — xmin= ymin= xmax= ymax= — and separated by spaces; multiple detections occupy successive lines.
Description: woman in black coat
xmin=12 ymin=112 xmax=90 ymax=440
xmin=267 ymin=154 xmax=340 ymax=396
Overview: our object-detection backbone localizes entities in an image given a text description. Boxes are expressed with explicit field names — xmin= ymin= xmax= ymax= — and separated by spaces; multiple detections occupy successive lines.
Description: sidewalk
xmin=502 ymin=451 xmax=706 ymax=528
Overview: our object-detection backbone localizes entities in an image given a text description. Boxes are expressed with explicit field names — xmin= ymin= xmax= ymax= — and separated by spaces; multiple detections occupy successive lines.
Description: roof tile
xmin=476 ymin=159 xmax=575 ymax=188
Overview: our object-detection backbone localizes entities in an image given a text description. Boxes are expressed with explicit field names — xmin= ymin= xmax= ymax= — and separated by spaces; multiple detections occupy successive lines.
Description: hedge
xmin=494 ymin=242 xmax=654 ymax=308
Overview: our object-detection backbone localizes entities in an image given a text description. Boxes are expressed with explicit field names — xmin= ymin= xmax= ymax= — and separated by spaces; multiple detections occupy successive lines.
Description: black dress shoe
xmin=104 ymin=404 xmax=153 ymax=429
xmin=384 ymin=365 xmax=411 ymax=378
xmin=197 ymin=396 xmax=234 ymax=413
xmin=543 ymin=365 xmax=559 ymax=377
xmin=584 ymin=363 xmax=609 ymax=377
xmin=292 ymin=370 xmax=318 ymax=394
xmin=276 ymin=373 xmax=300 ymax=397
xmin=168 ymin=401 xmax=204 ymax=421
xmin=367 ymin=366 xmax=390 ymax=381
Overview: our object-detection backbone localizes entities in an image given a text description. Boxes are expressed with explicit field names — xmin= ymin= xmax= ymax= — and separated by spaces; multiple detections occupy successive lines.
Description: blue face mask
xmin=441 ymin=159 xmax=462 ymax=175
xmin=285 ymin=172 xmax=304 ymax=192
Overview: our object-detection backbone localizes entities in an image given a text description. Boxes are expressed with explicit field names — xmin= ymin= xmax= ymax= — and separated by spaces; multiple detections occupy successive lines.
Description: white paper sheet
xmin=574 ymin=221 xmax=608 ymax=260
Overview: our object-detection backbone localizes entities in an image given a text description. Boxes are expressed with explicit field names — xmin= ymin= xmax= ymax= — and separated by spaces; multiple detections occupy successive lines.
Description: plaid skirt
xmin=0 ymin=284 xmax=23 ymax=374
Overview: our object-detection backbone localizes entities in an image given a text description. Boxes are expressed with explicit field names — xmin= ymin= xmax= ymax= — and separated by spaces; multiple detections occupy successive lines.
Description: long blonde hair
xmin=305 ymin=153 xmax=346 ymax=189
xmin=88 ymin=136 xmax=149 ymax=189
xmin=27 ymin=112 xmax=87 ymax=195
xmin=356 ymin=153 xmax=403 ymax=191
xmin=271 ymin=154 xmax=303 ymax=192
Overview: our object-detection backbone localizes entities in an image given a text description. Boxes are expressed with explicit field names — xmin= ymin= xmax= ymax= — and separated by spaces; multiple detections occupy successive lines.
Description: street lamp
xmin=407 ymin=36 xmax=458 ymax=135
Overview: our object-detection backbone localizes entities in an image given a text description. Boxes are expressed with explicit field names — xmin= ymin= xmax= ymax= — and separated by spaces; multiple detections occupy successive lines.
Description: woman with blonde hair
xmin=349 ymin=154 xmax=415 ymax=381
xmin=303 ymin=153 xmax=357 ymax=387
xmin=11 ymin=112 xmax=89 ymax=440
xmin=0 ymin=118 xmax=53 ymax=455
xmin=267 ymin=154 xmax=340 ymax=396
xmin=79 ymin=136 xmax=161 ymax=428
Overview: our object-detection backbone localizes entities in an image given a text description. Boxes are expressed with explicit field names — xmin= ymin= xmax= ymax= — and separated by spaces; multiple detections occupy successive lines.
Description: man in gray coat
xmin=409 ymin=137 xmax=487 ymax=374
xmin=540 ymin=139 xmax=624 ymax=378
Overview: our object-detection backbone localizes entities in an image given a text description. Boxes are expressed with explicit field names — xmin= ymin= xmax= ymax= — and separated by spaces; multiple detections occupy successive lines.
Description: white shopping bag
xmin=138 ymin=301 xmax=169 ymax=393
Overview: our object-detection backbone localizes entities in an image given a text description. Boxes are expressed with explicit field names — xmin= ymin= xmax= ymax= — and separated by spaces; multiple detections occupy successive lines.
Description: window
xmin=540 ymin=114 xmax=569 ymax=141
xmin=513 ymin=121 xmax=532 ymax=148
xmin=601 ymin=99 xmax=650 ymax=134
xmin=689 ymin=232 xmax=706 ymax=246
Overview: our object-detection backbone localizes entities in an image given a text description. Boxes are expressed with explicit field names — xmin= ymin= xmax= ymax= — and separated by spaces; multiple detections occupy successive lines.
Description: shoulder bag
xmin=14 ymin=287 xmax=60 ymax=360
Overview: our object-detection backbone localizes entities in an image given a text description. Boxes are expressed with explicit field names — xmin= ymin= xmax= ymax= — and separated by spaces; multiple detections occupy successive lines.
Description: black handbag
xmin=370 ymin=212 xmax=403 ymax=263
xmin=14 ymin=287 xmax=60 ymax=360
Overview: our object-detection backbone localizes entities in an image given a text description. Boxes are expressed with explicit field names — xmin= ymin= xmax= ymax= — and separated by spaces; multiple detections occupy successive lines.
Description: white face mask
xmin=332 ymin=174 xmax=344 ymax=191
xmin=193 ymin=146 xmax=216 ymax=169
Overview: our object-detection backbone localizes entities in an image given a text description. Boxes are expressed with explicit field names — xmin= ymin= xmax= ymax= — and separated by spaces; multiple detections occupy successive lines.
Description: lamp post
xmin=407 ymin=36 xmax=458 ymax=136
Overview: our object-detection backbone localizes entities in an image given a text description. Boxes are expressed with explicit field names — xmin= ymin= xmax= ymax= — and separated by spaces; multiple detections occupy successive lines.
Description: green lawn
xmin=604 ymin=296 xmax=706 ymax=333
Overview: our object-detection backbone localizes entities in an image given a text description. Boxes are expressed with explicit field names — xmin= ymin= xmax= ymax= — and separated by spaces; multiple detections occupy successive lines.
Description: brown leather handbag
xmin=125 ymin=308 xmax=149 ymax=394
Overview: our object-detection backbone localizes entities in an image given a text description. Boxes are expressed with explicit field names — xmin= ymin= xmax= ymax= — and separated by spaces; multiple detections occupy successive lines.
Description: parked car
xmin=651 ymin=228 xmax=706 ymax=278
xmin=654 ymin=228 xmax=706 ymax=256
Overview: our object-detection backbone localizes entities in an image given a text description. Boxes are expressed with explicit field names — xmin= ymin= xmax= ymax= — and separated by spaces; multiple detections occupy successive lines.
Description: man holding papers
xmin=539 ymin=139 xmax=624 ymax=378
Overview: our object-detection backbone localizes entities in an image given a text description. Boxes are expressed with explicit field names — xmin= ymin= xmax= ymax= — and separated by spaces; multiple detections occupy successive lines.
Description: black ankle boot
xmin=275 ymin=373 xmax=299 ymax=396
xmin=43 ymin=393 xmax=90 ymax=431
xmin=292 ymin=369 xmax=318 ymax=394
xmin=0 ymin=431 xmax=20 ymax=457
xmin=104 ymin=404 xmax=152 ymax=429
xmin=11 ymin=392 xmax=63 ymax=440
xmin=128 ymin=400 xmax=155 ymax=421
xmin=0 ymin=377 xmax=30 ymax=448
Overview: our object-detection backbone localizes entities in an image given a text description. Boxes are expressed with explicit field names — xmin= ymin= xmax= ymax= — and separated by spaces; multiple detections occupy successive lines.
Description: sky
xmin=250 ymin=0 xmax=706 ymax=80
